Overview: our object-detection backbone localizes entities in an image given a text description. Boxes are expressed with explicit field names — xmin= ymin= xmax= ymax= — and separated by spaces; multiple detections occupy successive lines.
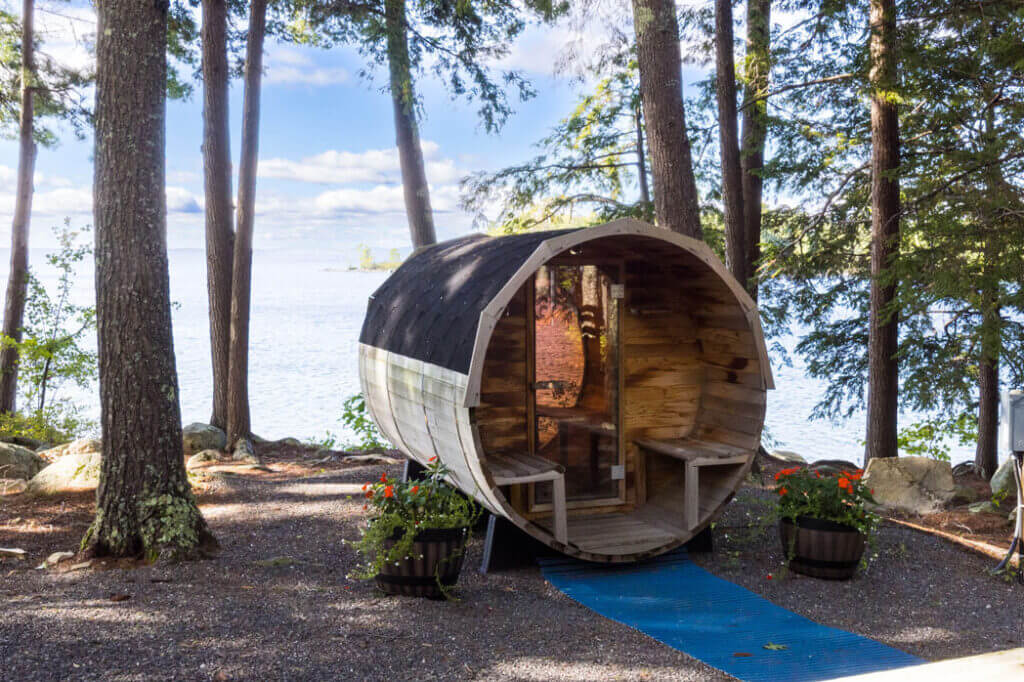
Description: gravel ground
xmin=3 ymin=460 xmax=1021 ymax=682
xmin=689 ymin=487 xmax=1023 ymax=662
xmin=1 ymin=461 xmax=726 ymax=682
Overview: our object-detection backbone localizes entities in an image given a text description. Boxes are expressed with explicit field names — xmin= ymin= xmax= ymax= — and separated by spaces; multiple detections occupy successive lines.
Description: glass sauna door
xmin=531 ymin=263 xmax=622 ymax=506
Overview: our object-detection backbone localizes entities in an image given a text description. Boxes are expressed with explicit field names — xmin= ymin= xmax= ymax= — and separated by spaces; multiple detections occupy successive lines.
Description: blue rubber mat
xmin=540 ymin=551 xmax=924 ymax=681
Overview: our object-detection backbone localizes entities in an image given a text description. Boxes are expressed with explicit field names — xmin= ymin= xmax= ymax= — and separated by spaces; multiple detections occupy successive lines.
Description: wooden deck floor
xmin=532 ymin=508 xmax=685 ymax=556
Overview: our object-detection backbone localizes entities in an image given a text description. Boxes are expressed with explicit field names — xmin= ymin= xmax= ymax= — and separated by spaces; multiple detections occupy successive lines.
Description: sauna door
xmin=530 ymin=263 xmax=623 ymax=508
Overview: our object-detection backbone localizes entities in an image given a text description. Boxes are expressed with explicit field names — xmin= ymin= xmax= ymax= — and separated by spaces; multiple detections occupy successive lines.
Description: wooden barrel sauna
xmin=358 ymin=219 xmax=774 ymax=562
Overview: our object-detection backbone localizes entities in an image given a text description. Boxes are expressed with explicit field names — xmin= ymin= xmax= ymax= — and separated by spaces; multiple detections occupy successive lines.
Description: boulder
xmin=231 ymin=438 xmax=260 ymax=465
xmin=0 ymin=442 xmax=47 ymax=480
xmin=989 ymin=457 xmax=1018 ymax=501
xmin=951 ymin=484 xmax=983 ymax=505
xmin=39 ymin=437 xmax=102 ymax=461
xmin=766 ymin=450 xmax=807 ymax=465
xmin=862 ymin=456 xmax=955 ymax=515
xmin=808 ymin=459 xmax=861 ymax=475
xmin=277 ymin=437 xmax=302 ymax=447
xmin=182 ymin=423 xmax=227 ymax=456
xmin=1 ymin=478 xmax=27 ymax=494
xmin=968 ymin=500 xmax=999 ymax=514
xmin=186 ymin=449 xmax=222 ymax=469
xmin=1 ymin=434 xmax=48 ymax=451
xmin=27 ymin=451 xmax=102 ymax=495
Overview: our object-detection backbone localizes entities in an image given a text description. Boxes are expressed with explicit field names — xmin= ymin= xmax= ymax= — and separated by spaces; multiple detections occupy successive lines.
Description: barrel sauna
xmin=358 ymin=219 xmax=773 ymax=562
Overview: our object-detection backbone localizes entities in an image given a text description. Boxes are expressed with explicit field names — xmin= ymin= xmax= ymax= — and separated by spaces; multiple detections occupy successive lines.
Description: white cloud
xmin=259 ymin=141 xmax=460 ymax=186
xmin=166 ymin=186 xmax=203 ymax=214
xmin=264 ymin=47 xmax=350 ymax=86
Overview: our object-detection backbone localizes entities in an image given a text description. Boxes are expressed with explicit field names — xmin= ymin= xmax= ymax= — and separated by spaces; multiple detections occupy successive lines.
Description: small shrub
xmin=340 ymin=393 xmax=388 ymax=451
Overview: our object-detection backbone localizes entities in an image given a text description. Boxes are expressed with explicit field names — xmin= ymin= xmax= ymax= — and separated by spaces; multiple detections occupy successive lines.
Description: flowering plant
xmin=774 ymin=466 xmax=879 ymax=537
xmin=349 ymin=456 xmax=479 ymax=580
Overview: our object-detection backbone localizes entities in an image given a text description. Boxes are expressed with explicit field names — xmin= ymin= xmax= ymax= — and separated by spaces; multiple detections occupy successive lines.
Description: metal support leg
xmin=994 ymin=451 xmax=1023 ymax=584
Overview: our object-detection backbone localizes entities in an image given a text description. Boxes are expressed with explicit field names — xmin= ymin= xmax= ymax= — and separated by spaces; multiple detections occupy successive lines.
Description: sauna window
xmin=532 ymin=264 xmax=621 ymax=506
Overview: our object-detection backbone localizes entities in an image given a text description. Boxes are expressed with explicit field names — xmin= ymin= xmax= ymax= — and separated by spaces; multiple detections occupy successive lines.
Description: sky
xmin=0 ymin=2 xmax=619 ymax=261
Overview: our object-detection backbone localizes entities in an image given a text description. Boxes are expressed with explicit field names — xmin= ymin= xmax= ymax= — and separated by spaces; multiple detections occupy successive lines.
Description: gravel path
xmin=3 ymin=463 xmax=1021 ymax=681
xmin=1 ymin=462 xmax=725 ymax=682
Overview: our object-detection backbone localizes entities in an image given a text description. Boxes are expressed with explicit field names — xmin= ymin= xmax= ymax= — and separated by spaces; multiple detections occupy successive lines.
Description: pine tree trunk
xmin=201 ymin=0 xmax=234 ymax=432
xmin=84 ymin=0 xmax=215 ymax=559
xmin=976 ymin=301 xmax=1000 ymax=478
xmin=634 ymin=105 xmax=651 ymax=206
xmin=864 ymin=0 xmax=900 ymax=462
xmin=715 ymin=0 xmax=746 ymax=286
xmin=0 ymin=0 xmax=37 ymax=415
xmin=739 ymin=0 xmax=770 ymax=300
xmin=385 ymin=0 xmax=436 ymax=249
xmin=226 ymin=0 xmax=267 ymax=449
xmin=631 ymin=0 xmax=702 ymax=238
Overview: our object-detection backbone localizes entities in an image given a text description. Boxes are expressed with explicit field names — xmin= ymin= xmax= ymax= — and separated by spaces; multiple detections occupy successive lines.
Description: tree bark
xmin=385 ymin=0 xmax=436 ymax=249
xmin=0 ymin=0 xmax=37 ymax=414
xmin=975 ymin=301 xmax=1000 ymax=478
xmin=864 ymin=0 xmax=900 ymax=462
xmin=715 ymin=0 xmax=746 ymax=286
xmin=634 ymin=105 xmax=651 ymax=206
xmin=631 ymin=0 xmax=702 ymax=238
xmin=201 ymin=0 xmax=234 ymax=432
xmin=84 ymin=0 xmax=214 ymax=559
xmin=226 ymin=0 xmax=267 ymax=449
xmin=739 ymin=0 xmax=770 ymax=300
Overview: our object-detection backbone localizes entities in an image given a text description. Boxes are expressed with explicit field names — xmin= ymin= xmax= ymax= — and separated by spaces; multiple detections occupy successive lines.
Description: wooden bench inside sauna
xmin=358 ymin=219 xmax=774 ymax=562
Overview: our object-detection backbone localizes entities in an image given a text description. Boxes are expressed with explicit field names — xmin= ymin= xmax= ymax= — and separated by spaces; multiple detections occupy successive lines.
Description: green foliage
xmin=355 ymin=244 xmax=403 ymax=270
xmin=461 ymin=47 xmax=653 ymax=233
xmin=0 ymin=6 xmax=93 ymax=144
xmin=774 ymin=466 xmax=879 ymax=538
xmin=293 ymin=0 xmax=567 ymax=133
xmin=896 ymin=413 xmax=977 ymax=462
xmin=349 ymin=457 xmax=480 ymax=583
xmin=0 ymin=221 xmax=97 ymax=443
xmin=341 ymin=393 xmax=388 ymax=450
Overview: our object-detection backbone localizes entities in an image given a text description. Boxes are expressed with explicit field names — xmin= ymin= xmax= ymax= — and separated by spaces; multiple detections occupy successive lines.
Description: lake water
xmin=3 ymin=247 xmax=976 ymax=466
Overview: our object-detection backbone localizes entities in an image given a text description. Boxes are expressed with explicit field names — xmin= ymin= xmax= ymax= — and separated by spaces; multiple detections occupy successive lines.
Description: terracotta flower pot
xmin=374 ymin=526 xmax=468 ymax=599
xmin=779 ymin=516 xmax=866 ymax=580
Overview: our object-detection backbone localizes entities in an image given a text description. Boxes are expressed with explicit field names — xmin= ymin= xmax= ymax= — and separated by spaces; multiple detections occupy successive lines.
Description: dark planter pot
xmin=374 ymin=526 xmax=468 ymax=599
xmin=779 ymin=516 xmax=866 ymax=581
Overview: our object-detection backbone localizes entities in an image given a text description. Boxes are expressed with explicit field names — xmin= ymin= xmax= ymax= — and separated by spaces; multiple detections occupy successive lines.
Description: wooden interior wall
xmin=688 ymin=270 xmax=766 ymax=451
xmin=475 ymin=287 xmax=529 ymax=457
xmin=622 ymin=261 xmax=704 ymax=507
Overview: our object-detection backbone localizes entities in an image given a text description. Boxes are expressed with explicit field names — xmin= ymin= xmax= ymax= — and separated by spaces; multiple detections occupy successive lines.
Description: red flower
xmin=774 ymin=467 xmax=801 ymax=481
xmin=384 ymin=485 xmax=394 ymax=498
xmin=361 ymin=483 xmax=368 ymax=491
xmin=411 ymin=485 xmax=419 ymax=494
xmin=429 ymin=456 xmax=438 ymax=463
xmin=365 ymin=490 xmax=373 ymax=499
xmin=778 ymin=487 xmax=788 ymax=496
xmin=380 ymin=472 xmax=388 ymax=483
xmin=838 ymin=477 xmax=850 ymax=490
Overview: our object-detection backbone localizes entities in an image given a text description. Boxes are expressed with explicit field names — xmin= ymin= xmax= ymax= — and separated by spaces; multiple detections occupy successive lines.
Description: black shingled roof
xmin=359 ymin=229 xmax=577 ymax=375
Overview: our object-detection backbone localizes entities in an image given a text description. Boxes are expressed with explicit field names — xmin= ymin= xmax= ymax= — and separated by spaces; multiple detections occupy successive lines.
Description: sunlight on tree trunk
xmin=385 ymin=0 xmax=436 ymax=249
xmin=0 ymin=0 xmax=37 ymax=415
xmin=202 ymin=0 xmax=234 ymax=432
xmin=227 ymin=0 xmax=267 ymax=449
xmin=84 ymin=0 xmax=215 ymax=560
xmin=631 ymin=0 xmax=702 ymax=239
